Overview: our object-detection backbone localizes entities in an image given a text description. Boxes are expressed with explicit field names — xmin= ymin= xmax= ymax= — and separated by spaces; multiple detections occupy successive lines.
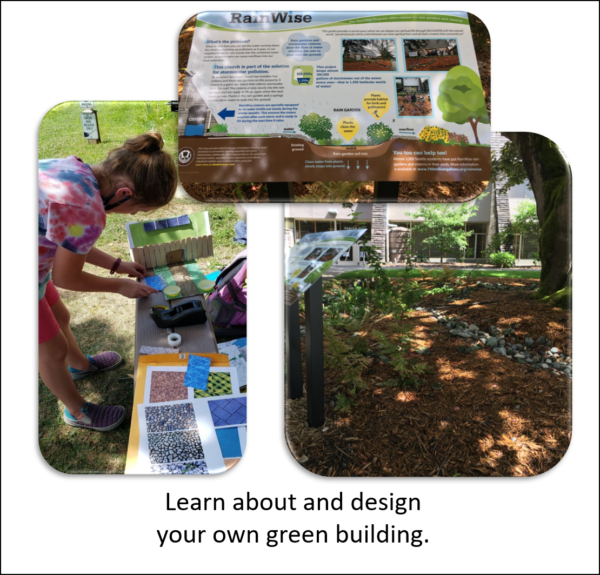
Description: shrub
xmin=330 ymin=137 xmax=344 ymax=146
xmin=209 ymin=123 xmax=228 ymax=133
xmin=352 ymin=137 xmax=367 ymax=146
xmin=448 ymin=132 xmax=469 ymax=146
xmin=489 ymin=252 xmax=516 ymax=268
xmin=419 ymin=125 xmax=449 ymax=144
xmin=366 ymin=122 xmax=394 ymax=144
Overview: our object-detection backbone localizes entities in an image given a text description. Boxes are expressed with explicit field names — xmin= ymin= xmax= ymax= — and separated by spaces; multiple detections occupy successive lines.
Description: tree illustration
xmin=298 ymin=113 xmax=333 ymax=141
xmin=366 ymin=122 xmax=393 ymax=145
xmin=437 ymin=66 xmax=489 ymax=144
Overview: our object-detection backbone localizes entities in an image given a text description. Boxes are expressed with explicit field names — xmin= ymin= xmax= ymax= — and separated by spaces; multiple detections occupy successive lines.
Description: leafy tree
xmin=404 ymin=39 xmax=429 ymax=51
xmin=498 ymin=133 xmax=571 ymax=296
xmin=298 ymin=113 xmax=332 ymax=142
xmin=513 ymin=199 xmax=539 ymax=237
xmin=407 ymin=199 xmax=484 ymax=264
xmin=366 ymin=122 xmax=393 ymax=145
xmin=437 ymin=66 xmax=489 ymax=144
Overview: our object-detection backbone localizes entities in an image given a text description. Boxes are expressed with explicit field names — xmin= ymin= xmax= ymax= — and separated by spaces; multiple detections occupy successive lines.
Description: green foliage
xmin=407 ymin=199 xmax=484 ymax=263
xmin=513 ymin=199 xmax=539 ymax=236
xmin=298 ymin=113 xmax=333 ymax=141
xmin=352 ymin=137 xmax=368 ymax=146
xmin=334 ymin=393 xmax=355 ymax=412
xmin=366 ymin=122 xmax=394 ymax=144
xmin=331 ymin=137 xmax=344 ymax=146
xmin=490 ymin=138 xmax=529 ymax=194
xmin=437 ymin=66 xmax=489 ymax=143
xmin=209 ymin=123 xmax=228 ymax=133
xmin=489 ymin=252 xmax=516 ymax=268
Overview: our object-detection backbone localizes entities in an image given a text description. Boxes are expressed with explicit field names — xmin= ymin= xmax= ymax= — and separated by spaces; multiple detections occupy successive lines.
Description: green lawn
xmin=38 ymin=102 xmax=242 ymax=473
xmin=334 ymin=269 xmax=542 ymax=281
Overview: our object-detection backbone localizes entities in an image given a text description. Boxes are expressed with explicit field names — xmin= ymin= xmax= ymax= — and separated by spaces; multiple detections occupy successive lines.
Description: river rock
xmin=525 ymin=337 xmax=534 ymax=347
xmin=536 ymin=336 xmax=546 ymax=346
xmin=493 ymin=347 xmax=507 ymax=356
xmin=486 ymin=337 xmax=498 ymax=347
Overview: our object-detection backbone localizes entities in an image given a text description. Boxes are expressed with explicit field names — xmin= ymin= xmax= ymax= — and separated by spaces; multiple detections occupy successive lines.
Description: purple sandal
xmin=64 ymin=401 xmax=126 ymax=432
xmin=69 ymin=352 xmax=123 ymax=380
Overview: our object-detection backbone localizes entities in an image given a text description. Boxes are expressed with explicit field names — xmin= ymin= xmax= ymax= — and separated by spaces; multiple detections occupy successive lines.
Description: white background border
xmin=2 ymin=2 xmax=598 ymax=573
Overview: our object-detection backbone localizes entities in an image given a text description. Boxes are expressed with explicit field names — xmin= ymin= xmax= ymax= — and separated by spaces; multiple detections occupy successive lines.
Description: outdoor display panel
xmin=179 ymin=11 xmax=491 ymax=200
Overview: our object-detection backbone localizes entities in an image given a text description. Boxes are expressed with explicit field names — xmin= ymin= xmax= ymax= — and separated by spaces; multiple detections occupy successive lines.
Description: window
xmin=295 ymin=220 xmax=334 ymax=239
xmin=465 ymin=223 xmax=487 ymax=259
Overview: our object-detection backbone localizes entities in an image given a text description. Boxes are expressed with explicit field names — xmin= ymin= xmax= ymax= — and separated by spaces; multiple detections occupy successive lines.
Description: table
xmin=134 ymin=272 xmax=241 ymax=470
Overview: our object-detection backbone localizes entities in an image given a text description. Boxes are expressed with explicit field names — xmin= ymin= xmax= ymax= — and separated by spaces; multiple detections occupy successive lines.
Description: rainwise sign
xmin=79 ymin=101 xmax=94 ymax=108
xmin=80 ymin=108 xmax=101 ymax=144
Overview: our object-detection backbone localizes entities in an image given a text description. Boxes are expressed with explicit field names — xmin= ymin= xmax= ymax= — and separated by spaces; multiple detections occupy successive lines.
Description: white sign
xmin=408 ymin=51 xmax=418 ymax=57
xmin=80 ymin=111 xmax=99 ymax=139
xmin=79 ymin=101 xmax=94 ymax=108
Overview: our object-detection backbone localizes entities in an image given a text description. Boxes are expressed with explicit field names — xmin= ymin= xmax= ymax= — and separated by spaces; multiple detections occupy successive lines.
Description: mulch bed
xmin=183 ymin=182 xmax=270 ymax=203
xmin=397 ymin=98 xmax=433 ymax=117
xmin=396 ymin=180 xmax=489 ymax=202
xmin=406 ymin=55 xmax=460 ymax=72
xmin=285 ymin=277 xmax=571 ymax=477
xmin=343 ymin=60 xmax=397 ymax=72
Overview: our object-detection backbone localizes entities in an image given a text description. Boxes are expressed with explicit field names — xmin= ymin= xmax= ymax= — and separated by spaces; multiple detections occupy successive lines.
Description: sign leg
xmin=285 ymin=300 xmax=303 ymax=399
xmin=267 ymin=182 xmax=293 ymax=202
xmin=374 ymin=181 xmax=399 ymax=202
xmin=305 ymin=277 xmax=325 ymax=427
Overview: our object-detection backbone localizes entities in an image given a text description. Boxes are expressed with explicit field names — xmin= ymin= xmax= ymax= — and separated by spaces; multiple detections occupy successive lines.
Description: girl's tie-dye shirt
xmin=38 ymin=156 xmax=106 ymax=299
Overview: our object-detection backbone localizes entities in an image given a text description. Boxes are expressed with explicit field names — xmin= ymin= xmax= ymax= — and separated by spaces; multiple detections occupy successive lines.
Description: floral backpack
xmin=206 ymin=249 xmax=247 ymax=328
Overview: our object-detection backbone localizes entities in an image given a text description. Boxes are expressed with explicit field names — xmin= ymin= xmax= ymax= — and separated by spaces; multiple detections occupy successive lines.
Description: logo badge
xmin=178 ymin=147 xmax=194 ymax=166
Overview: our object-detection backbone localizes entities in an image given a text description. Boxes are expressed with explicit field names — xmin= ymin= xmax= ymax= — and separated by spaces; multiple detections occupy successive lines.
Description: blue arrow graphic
xmin=366 ymin=160 xmax=369 ymax=169
xmin=218 ymin=107 xmax=235 ymax=120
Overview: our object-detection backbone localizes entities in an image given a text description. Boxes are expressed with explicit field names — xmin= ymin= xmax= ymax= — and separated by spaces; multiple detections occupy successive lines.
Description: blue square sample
xmin=184 ymin=355 xmax=211 ymax=390
xmin=144 ymin=275 xmax=166 ymax=291
xmin=216 ymin=427 xmax=242 ymax=458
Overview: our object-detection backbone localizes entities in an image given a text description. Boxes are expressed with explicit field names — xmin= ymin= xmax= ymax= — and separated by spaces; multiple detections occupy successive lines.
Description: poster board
xmin=179 ymin=11 xmax=490 ymax=190
xmin=125 ymin=353 xmax=246 ymax=475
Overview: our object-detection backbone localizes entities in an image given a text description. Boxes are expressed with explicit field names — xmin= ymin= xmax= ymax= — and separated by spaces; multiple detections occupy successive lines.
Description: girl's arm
xmin=86 ymin=246 xmax=146 ymax=278
xmin=52 ymin=247 xmax=157 ymax=298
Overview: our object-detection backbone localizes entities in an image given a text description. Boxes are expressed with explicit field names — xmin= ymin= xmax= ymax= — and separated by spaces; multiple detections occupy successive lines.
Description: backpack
xmin=206 ymin=249 xmax=247 ymax=328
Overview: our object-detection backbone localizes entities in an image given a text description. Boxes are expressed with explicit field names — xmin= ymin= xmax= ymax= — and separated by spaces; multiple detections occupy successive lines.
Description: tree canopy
xmin=437 ymin=66 xmax=489 ymax=144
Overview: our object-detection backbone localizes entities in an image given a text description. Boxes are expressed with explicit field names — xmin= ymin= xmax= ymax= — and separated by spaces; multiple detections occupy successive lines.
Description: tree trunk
xmin=469 ymin=116 xmax=481 ymax=144
xmin=501 ymin=132 xmax=572 ymax=296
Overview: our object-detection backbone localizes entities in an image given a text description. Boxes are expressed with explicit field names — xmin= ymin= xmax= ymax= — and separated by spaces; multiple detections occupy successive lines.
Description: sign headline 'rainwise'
xmin=229 ymin=12 xmax=313 ymax=24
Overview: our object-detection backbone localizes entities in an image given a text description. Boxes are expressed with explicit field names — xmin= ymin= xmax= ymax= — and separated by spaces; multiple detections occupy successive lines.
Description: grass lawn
xmin=334 ymin=269 xmax=542 ymax=281
xmin=39 ymin=101 xmax=178 ymax=167
xmin=38 ymin=102 xmax=242 ymax=473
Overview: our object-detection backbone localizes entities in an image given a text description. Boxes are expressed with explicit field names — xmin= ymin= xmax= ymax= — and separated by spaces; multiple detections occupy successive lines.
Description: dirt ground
xmin=406 ymin=55 xmax=460 ymax=72
xmin=396 ymin=180 xmax=489 ymax=202
xmin=343 ymin=59 xmax=397 ymax=72
xmin=397 ymin=97 xmax=433 ymax=117
xmin=285 ymin=277 xmax=572 ymax=477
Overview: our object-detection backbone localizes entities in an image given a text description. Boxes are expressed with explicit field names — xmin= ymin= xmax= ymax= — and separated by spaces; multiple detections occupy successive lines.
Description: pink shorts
xmin=39 ymin=281 xmax=61 ymax=344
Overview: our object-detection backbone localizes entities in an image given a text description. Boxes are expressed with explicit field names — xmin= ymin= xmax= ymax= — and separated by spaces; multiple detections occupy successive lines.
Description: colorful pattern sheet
xmin=285 ymin=229 xmax=367 ymax=305
xmin=135 ymin=364 xmax=245 ymax=473
xmin=38 ymin=156 xmax=106 ymax=298
xmin=183 ymin=355 xmax=211 ymax=390
xmin=209 ymin=397 xmax=247 ymax=428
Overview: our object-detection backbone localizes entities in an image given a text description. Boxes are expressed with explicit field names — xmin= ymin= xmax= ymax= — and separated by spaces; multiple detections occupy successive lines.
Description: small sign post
xmin=80 ymin=103 xmax=100 ymax=144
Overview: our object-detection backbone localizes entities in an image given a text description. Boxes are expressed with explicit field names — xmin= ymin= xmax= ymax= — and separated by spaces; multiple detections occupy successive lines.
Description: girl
xmin=39 ymin=132 xmax=177 ymax=432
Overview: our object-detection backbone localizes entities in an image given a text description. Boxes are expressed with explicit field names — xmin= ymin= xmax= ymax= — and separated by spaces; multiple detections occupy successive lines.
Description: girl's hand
xmin=117 ymin=261 xmax=147 ymax=279
xmin=117 ymin=278 xmax=158 ymax=299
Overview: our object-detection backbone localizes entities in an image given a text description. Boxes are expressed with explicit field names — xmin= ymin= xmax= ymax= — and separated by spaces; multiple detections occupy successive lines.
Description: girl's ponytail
xmin=101 ymin=131 xmax=177 ymax=208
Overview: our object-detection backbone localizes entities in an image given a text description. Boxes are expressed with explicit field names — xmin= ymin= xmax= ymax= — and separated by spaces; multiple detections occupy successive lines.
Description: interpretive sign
xmin=80 ymin=109 xmax=101 ymax=143
xmin=179 ymin=11 xmax=490 ymax=191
